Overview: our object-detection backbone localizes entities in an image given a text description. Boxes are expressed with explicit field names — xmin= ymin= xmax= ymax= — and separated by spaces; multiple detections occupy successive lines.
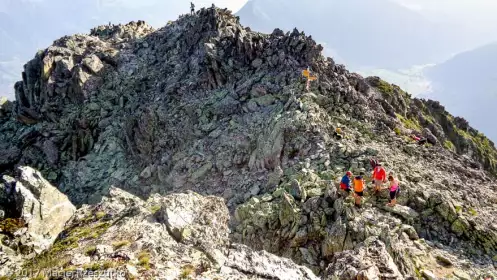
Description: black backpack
xmin=370 ymin=158 xmax=378 ymax=169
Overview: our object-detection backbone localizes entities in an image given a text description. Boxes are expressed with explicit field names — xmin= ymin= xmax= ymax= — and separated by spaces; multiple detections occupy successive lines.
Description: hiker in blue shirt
xmin=340 ymin=171 xmax=353 ymax=194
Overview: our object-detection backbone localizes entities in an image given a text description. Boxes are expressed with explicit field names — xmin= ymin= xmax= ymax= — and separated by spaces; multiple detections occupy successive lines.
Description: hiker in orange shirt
xmin=353 ymin=172 xmax=366 ymax=208
xmin=372 ymin=163 xmax=387 ymax=194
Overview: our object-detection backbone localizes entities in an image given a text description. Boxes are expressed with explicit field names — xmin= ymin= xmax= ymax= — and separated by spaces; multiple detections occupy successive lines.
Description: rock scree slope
xmin=0 ymin=6 xmax=497 ymax=280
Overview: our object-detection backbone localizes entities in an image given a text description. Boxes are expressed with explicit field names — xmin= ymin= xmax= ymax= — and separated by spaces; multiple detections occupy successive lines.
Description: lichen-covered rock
xmin=155 ymin=191 xmax=229 ymax=255
xmin=19 ymin=187 xmax=318 ymax=280
xmin=324 ymin=237 xmax=403 ymax=280
xmin=279 ymin=192 xmax=300 ymax=227
xmin=12 ymin=166 xmax=76 ymax=243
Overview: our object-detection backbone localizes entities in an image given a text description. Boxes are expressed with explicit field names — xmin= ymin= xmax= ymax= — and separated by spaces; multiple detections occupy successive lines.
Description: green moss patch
xmin=468 ymin=208 xmax=478 ymax=216
xmin=396 ymin=113 xmax=422 ymax=131
xmin=138 ymin=251 xmax=151 ymax=269
xmin=377 ymin=80 xmax=395 ymax=96
xmin=149 ymin=205 xmax=161 ymax=214
xmin=85 ymin=245 xmax=97 ymax=256
xmin=454 ymin=125 xmax=497 ymax=173
xmin=444 ymin=140 xmax=455 ymax=151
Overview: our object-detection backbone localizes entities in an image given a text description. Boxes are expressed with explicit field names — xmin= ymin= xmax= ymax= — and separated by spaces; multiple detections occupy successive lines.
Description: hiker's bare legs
xmin=355 ymin=196 xmax=361 ymax=206
xmin=374 ymin=179 xmax=383 ymax=194
xmin=387 ymin=198 xmax=396 ymax=207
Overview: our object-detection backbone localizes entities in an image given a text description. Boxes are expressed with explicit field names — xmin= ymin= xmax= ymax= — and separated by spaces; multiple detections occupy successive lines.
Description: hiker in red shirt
xmin=372 ymin=163 xmax=387 ymax=194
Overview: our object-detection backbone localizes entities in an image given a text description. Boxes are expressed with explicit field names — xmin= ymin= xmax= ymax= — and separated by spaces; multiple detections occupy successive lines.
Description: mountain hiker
xmin=190 ymin=2 xmax=195 ymax=15
xmin=387 ymin=175 xmax=400 ymax=207
xmin=340 ymin=171 xmax=353 ymax=194
xmin=372 ymin=163 xmax=387 ymax=194
xmin=353 ymin=172 xmax=366 ymax=207
xmin=411 ymin=134 xmax=427 ymax=145
xmin=333 ymin=127 xmax=343 ymax=140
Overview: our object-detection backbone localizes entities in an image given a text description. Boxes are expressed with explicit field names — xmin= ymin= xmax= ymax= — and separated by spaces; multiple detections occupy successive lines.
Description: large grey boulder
xmin=324 ymin=237 xmax=403 ymax=280
xmin=11 ymin=166 xmax=76 ymax=249
xmin=226 ymin=243 xmax=319 ymax=280
xmin=155 ymin=191 xmax=230 ymax=257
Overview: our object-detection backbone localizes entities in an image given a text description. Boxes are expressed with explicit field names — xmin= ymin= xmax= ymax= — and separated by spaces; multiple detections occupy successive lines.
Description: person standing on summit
xmin=190 ymin=2 xmax=195 ymax=15
xmin=372 ymin=162 xmax=387 ymax=194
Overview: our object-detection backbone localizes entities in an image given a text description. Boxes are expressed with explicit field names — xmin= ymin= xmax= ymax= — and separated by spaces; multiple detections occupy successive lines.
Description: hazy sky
xmin=0 ymin=0 xmax=248 ymax=99
xmin=94 ymin=0 xmax=248 ymax=24
xmin=392 ymin=0 xmax=497 ymax=28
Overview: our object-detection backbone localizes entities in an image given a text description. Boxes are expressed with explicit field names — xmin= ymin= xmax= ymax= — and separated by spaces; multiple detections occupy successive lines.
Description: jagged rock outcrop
xmin=325 ymin=237 xmax=403 ymax=280
xmin=0 ymin=166 xmax=75 ymax=276
xmin=1 ymin=5 xmax=497 ymax=280
xmin=16 ymin=185 xmax=318 ymax=280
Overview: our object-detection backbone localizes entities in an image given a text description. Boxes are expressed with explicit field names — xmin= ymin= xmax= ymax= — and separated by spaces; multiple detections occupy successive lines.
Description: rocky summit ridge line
xmin=0 ymin=6 xmax=496 ymax=280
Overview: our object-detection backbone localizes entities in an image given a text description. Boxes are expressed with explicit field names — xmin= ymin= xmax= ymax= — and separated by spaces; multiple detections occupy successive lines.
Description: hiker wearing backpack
xmin=372 ymin=163 xmax=387 ymax=194
xmin=339 ymin=171 xmax=353 ymax=194
xmin=387 ymin=175 xmax=400 ymax=207
xmin=353 ymin=172 xmax=366 ymax=207
xmin=370 ymin=158 xmax=378 ymax=170
xmin=333 ymin=127 xmax=343 ymax=140
xmin=411 ymin=134 xmax=428 ymax=145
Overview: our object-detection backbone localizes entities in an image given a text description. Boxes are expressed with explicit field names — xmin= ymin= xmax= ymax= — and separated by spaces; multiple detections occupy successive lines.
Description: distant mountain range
xmin=0 ymin=0 xmax=174 ymax=99
xmin=424 ymin=43 xmax=497 ymax=143
xmin=236 ymin=0 xmax=497 ymax=143
xmin=236 ymin=0 xmax=490 ymax=69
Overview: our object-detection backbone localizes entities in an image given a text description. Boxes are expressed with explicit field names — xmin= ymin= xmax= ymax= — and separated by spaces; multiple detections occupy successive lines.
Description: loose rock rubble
xmin=0 ymin=5 xmax=497 ymax=280
xmin=14 ymin=183 xmax=318 ymax=279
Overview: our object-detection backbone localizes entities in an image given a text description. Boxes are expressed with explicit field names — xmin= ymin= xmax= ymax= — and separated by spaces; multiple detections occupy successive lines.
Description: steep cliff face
xmin=1 ymin=7 xmax=496 ymax=280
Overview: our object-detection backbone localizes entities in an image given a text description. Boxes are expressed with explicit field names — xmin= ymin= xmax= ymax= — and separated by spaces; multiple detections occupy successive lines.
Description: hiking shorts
xmin=355 ymin=191 xmax=364 ymax=197
xmin=389 ymin=189 xmax=399 ymax=200
xmin=374 ymin=179 xmax=383 ymax=188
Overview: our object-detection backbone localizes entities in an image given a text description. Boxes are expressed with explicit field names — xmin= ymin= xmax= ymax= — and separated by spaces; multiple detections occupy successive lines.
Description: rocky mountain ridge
xmin=1 ymin=6 xmax=496 ymax=280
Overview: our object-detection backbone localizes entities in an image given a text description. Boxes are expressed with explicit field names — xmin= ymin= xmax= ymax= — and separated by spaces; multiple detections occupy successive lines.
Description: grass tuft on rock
xmin=23 ymin=217 xmax=112 ymax=273
xmin=85 ymin=245 xmax=97 ymax=256
xmin=179 ymin=264 xmax=196 ymax=279
xmin=83 ymin=262 xmax=101 ymax=271
xmin=112 ymin=240 xmax=131 ymax=249
xmin=444 ymin=140 xmax=455 ymax=151
xmin=468 ymin=208 xmax=478 ymax=216
xmin=95 ymin=211 xmax=106 ymax=220
xmin=103 ymin=260 xmax=118 ymax=269
xmin=149 ymin=205 xmax=161 ymax=214
xmin=396 ymin=113 xmax=422 ymax=131
xmin=138 ymin=251 xmax=151 ymax=269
